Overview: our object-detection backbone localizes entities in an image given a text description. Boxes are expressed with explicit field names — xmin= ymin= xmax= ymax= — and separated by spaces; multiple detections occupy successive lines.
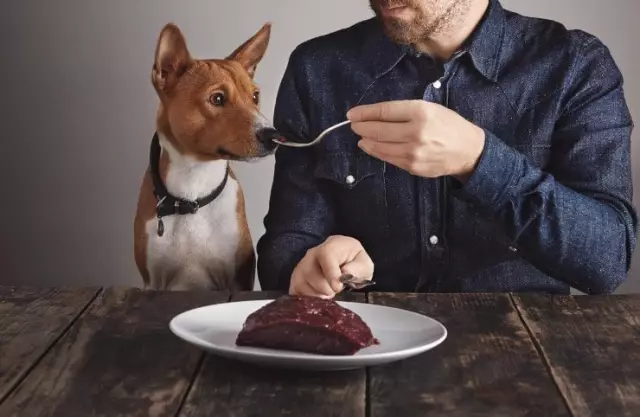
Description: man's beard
xmin=369 ymin=0 xmax=465 ymax=45
xmin=382 ymin=15 xmax=431 ymax=45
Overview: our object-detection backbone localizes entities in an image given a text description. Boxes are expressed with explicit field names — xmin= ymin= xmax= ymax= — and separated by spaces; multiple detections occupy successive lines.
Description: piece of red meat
xmin=235 ymin=295 xmax=379 ymax=355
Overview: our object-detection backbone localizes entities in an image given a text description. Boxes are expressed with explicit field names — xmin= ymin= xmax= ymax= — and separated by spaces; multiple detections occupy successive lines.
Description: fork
xmin=339 ymin=273 xmax=376 ymax=291
xmin=272 ymin=120 xmax=351 ymax=148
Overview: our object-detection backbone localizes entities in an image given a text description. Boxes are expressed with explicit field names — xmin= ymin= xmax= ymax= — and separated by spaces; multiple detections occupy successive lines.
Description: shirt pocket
xmin=313 ymin=148 xmax=391 ymax=241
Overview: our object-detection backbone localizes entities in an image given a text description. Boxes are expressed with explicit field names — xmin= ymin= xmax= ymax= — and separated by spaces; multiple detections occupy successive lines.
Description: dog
xmin=134 ymin=22 xmax=279 ymax=291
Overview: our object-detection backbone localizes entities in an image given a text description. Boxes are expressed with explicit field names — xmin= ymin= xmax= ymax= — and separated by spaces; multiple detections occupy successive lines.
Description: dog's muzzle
xmin=256 ymin=127 xmax=280 ymax=151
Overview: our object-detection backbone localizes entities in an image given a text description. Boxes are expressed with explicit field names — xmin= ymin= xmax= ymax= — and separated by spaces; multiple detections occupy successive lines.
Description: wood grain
xmin=513 ymin=294 xmax=640 ymax=417
xmin=178 ymin=291 xmax=367 ymax=417
xmin=0 ymin=286 xmax=100 ymax=402
xmin=0 ymin=288 xmax=229 ymax=417
xmin=368 ymin=293 xmax=570 ymax=417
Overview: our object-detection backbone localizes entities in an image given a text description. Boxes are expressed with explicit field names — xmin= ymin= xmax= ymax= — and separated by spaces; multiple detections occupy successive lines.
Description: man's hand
xmin=347 ymin=100 xmax=486 ymax=182
xmin=290 ymin=235 xmax=374 ymax=298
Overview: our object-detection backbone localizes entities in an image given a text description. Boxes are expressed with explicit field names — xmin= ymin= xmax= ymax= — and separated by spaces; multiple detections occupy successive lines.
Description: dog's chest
xmin=145 ymin=176 xmax=241 ymax=282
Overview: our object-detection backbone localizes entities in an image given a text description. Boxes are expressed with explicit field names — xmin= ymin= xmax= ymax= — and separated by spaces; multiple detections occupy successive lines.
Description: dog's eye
xmin=209 ymin=93 xmax=226 ymax=107
xmin=252 ymin=91 xmax=260 ymax=104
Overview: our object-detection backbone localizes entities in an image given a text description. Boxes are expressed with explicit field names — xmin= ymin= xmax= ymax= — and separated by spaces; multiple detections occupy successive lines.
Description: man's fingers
xmin=340 ymin=249 xmax=375 ymax=280
xmin=315 ymin=249 xmax=345 ymax=293
xmin=292 ymin=281 xmax=327 ymax=298
xmin=307 ymin=275 xmax=337 ymax=298
xmin=316 ymin=248 xmax=342 ymax=281
xmin=291 ymin=269 xmax=335 ymax=298
xmin=290 ymin=236 xmax=374 ymax=299
xmin=305 ymin=256 xmax=338 ymax=297
xmin=358 ymin=139 xmax=410 ymax=160
xmin=347 ymin=100 xmax=425 ymax=123
xmin=350 ymin=120 xmax=412 ymax=143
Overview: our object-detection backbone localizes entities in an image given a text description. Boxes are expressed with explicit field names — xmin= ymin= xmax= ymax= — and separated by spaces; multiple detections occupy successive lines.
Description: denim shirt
xmin=256 ymin=0 xmax=637 ymax=294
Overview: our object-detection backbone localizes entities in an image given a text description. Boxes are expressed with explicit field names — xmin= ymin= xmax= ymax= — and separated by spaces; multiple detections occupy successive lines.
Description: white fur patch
xmin=145 ymin=136 xmax=240 ymax=290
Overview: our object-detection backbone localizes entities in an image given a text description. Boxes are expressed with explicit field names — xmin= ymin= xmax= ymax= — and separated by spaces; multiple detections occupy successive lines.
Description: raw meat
xmin=235 ymin=295 xmax=379 ymax=355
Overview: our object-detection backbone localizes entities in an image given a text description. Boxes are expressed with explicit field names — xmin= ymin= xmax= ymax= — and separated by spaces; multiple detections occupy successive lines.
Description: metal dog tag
xmin=157 ymin=217 xmax=165 ymax=237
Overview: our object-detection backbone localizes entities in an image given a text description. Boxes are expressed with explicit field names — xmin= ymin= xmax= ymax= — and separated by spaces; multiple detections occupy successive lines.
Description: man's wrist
xmin=453 ymin=124 xmax=486 ymax=184
xmin=454 ymin=129 xmax=525 ymax=212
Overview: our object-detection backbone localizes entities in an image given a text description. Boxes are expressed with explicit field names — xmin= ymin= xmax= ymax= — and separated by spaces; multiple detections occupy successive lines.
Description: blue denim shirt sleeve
xmin=256 ymin=49 xmax=335 ymax=291
xmin=459 ymin=36 xmax=637 ymax=294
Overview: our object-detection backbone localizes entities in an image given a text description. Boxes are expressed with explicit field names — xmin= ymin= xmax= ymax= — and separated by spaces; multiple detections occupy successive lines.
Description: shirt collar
xmin=462 ymin=0 xmax=506 ymax=82
xmin=360 ymin=19 xmax=408 ymax=82
xmin=364 ymin=0 xmax=506 ymax=82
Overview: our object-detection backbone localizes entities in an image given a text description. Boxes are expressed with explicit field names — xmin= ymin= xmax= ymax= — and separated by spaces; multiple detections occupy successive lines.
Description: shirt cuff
xmin=457 ymin=129 xmax=524 ymax=212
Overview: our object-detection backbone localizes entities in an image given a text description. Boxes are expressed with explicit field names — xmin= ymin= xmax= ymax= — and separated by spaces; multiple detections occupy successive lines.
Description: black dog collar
xmin=149 ymin=132 xmax=230 ymax=236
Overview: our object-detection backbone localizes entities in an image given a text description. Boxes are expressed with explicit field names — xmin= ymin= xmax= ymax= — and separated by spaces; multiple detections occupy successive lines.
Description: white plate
xmin=169 ymin=299 xmax=447 ymax=371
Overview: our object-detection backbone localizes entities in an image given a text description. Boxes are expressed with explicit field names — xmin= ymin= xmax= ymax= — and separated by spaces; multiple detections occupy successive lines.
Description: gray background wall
xmin=1 ymin=0 xmax=638 ymax=292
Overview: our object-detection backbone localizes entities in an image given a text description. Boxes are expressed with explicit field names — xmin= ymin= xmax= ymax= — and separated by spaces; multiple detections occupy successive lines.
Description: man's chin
xmin=371 ymin=11 xmax=412 ymax=41
xmin=379 ymin=19 xmax=415 ymax=44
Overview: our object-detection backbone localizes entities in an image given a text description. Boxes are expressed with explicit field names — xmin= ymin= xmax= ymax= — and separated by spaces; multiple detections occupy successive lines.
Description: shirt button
xmin=345 ymin=175 xmax=355 ymax=185
xmin=429 ymin=235 xmax=439 ymax=245
xmin=433 ymin=80 xmax=442 ymax=89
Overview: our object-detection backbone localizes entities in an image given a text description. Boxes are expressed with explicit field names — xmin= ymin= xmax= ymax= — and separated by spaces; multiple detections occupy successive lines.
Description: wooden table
xmin=0 ymin=286 xmax=638 ymax=417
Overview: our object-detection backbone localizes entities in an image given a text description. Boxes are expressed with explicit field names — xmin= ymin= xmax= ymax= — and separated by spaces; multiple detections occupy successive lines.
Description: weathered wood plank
xmin=0 ymin=286 xmax=100 ymax=403
xmin=0 ymin=288 xmax=229 ymax=417
xmin=178 ymin=291 xmax=367 ymax=417
xmin=368 ymin=293 xmax=570 ymax=417
xmin=513 ymin=294 xmax=640 ymax=417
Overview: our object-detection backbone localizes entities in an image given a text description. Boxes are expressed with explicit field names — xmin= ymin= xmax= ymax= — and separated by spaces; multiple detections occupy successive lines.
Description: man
xmin=257 ymin=0 xmax=637 ymax=297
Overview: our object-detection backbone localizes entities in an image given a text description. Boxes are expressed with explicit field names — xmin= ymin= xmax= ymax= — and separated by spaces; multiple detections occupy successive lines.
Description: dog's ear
xmin=152 ymin=23 xmax=193 ymax=93
xmin=227 ymin=23 xmax=271 ymax=78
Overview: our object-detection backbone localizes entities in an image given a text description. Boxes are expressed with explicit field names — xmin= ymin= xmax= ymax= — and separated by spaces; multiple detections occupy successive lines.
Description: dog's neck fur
xmin=158 ymin=133 xmax=229 ymax=201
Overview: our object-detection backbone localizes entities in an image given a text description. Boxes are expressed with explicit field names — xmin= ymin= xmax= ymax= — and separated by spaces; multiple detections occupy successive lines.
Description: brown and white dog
xmin=134 ymin=22 xmax=279 ymax=291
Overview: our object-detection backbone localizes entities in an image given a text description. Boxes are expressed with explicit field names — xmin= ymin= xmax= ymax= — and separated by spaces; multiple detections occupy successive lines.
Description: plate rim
xmin=169 ymin=299 xmax=448 ymax=363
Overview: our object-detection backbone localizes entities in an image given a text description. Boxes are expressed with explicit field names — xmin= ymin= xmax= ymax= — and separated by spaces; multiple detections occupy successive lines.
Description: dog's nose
xmin=256 ymin=128 xmax=281 ymax=145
